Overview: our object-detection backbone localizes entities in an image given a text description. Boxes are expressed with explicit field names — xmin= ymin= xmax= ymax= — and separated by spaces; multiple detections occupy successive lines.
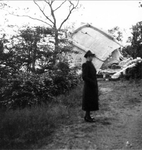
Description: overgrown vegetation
xmin=0 ymin=0 xmax=82 ymax=149
xmin=0 ymin=1 xmax=81 ymax=147
xmin=0 ymin=82 xmax=83 ymax=149
xmin=0 ymin=25 xmax=81 ymax=109
xmin=0 ymin=65 xmax=80 ymax=109
xmin=0 ymin=23 xmax=82 ymax=148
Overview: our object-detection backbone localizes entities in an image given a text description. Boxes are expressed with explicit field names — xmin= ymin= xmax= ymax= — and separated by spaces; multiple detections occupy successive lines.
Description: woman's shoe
xmin=84 ymin=116 xmax=95 ymax=122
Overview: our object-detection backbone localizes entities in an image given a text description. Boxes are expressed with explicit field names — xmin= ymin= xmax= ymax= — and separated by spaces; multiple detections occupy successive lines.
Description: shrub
xmin=0 ymin=65 xmax=81 ymax=109
xmin=125 ymin=62 xmax=142 ymax=80
xmin=0 ymin=72 xmax=54 ymax=109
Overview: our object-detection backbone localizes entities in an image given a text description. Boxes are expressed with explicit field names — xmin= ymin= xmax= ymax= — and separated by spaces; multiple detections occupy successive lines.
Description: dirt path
xmin=41 ymin=80 xmax=142 ymax=150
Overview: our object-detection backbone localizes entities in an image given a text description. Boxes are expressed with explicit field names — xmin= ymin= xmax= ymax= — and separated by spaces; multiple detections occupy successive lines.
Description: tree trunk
xmin=53 ymin=30 xmax=59 ymax=66
xmin=54 ymin=30 xmax=59 ymax=52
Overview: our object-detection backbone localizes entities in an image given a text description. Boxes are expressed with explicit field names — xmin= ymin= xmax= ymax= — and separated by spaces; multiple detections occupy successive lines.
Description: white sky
xmin=74 ymin=1 xmax=142 ymax=30
xmin=1 ymin=1 xmax=142 ymax=43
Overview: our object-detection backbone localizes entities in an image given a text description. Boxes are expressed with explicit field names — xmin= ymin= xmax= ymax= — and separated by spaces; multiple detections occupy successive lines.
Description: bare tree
xmin=6 ymin=0 xmax=79 ymax=51
xmin=35 ymin=0 xmax=79 ymax=50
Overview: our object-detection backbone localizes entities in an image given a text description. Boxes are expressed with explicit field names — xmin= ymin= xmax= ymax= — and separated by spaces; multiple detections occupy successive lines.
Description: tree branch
xmin=48 ymin=1 xmax=57 ymax=30
xmin=33 ymin=0 xmax=54 ymax=25
xmin=9 ymin=13 xmax=53 ymax=27
xmin=53 ymin=0 xmax=67 ymax=12
xmin=44 ymin=0 xmax=54 ymax=6
xmin=50 ymin=0 xmax=54 ymax=5
xmin=58 ymin=0 xmax=79 ymax=30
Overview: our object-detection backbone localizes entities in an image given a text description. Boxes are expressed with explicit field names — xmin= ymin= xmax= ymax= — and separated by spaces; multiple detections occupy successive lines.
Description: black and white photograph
xmin=0 ymin=0 xmax=142 ymax=149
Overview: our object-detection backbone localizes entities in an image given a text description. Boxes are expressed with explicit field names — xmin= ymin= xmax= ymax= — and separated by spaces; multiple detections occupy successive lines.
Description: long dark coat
xmin=82 ymin=61 xmax=99 ymax=111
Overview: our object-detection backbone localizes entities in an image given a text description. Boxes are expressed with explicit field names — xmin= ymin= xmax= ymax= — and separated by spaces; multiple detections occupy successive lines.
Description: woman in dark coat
xmin=82 ymin=50 xmax=99 ymax=122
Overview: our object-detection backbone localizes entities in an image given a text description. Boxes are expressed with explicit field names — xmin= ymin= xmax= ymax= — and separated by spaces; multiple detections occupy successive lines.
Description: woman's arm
xmin=82 ymin=63 xmax=95 ymax=86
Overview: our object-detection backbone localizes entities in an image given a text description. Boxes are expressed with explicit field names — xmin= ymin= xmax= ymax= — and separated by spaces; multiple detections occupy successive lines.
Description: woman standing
xmin=82 ymin=50 xmax=99 ymax=122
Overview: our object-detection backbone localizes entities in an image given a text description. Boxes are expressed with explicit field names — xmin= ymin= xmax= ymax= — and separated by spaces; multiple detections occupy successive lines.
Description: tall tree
xmin=122 ymin=21 xmax=142 ymax=58
xmin=9 ymin=25 xmax=72 ymax=73
xmin=12 ymin=26 xmax=55 ymax=73
xmin=130 ymin=21 xmax=142 ymax=58
xmin=0 ymin=34 xmax=19 ymax=77
xmin=122 ymin=21 xmax=142 ymax=79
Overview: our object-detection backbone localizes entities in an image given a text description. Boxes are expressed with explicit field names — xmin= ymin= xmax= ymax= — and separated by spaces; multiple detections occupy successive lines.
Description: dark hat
xmin=84 ymin=50 xmax=95 ymax=58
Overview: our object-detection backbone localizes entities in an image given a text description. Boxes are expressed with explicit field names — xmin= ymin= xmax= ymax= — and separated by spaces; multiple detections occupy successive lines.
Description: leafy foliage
xmin=108 ymin=26 xmax=123 ymax=42
xmin=0 ymin=25 xmax=80 ymax=109
xmin=122 ymin=21 xmax=142 ymax=79
xmin=0 ymin=68 xmax=80 ymax=109
xmin=10 ymin=26 xmax=55 ymax=73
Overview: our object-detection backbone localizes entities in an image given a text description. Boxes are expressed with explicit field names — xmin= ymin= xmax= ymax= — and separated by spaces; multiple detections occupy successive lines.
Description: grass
xmin=0 ymin=104 xmax=69 ymax=149
xmin=98 ymin=79 xmax=142 ymax=111
xmin=0 ymin=83 xmax=83 ymax=149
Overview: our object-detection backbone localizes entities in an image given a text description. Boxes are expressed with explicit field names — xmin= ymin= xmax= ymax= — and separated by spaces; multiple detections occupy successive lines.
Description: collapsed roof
xmin=70 ymin=24 xmax=122 ymax=70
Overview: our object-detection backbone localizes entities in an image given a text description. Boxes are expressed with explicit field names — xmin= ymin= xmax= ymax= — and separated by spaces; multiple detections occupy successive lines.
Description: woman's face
xmin=89 ymin=56 xmax=94 ymax=61
xmin=87 ymin=56 xmax=93 ymax=61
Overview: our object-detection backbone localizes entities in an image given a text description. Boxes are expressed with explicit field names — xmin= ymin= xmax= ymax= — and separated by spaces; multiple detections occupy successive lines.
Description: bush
xmin=0 ymin=65 xmax=81 ymax=109
xmin=50 ymin=67 xmax=80 ymax=96
xmin=0 ymin=72 xmax=54 ymax=109
xmin=125 ymin=62 xmax=142 ymax=80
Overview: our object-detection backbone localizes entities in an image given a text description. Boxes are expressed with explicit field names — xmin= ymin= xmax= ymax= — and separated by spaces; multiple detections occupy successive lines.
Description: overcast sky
xmin=1 ymin=1 xmax=142 ymax=43
xmin=75 ymin=1 xmax=142 ymax=30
